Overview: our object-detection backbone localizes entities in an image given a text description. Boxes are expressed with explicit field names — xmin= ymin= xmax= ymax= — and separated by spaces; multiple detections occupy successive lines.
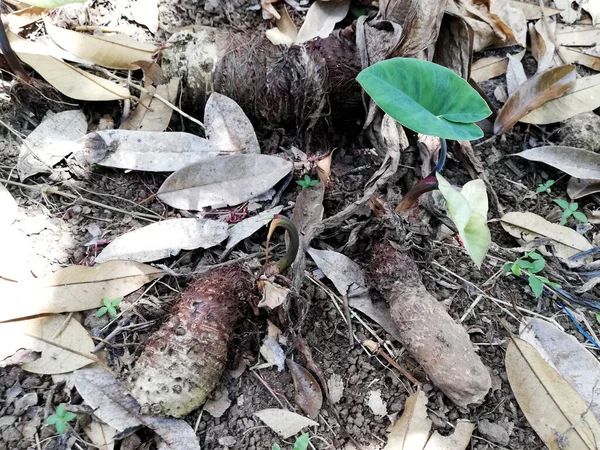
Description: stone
xmin=478 ymin=420 xmax=510 ymax=446
xmin=559 ymin=112 xmax=600 ymax=151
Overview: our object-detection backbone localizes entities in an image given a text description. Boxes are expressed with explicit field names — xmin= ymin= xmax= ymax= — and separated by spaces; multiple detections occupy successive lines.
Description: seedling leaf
xmin=572 ymin=211 xmax=588 ymax=223
xmin=95 ymin=307 xmax=108 ymax=318
xmin=512 ymin=264 xmax=522 ymax=276
xmin=554 ymin=199 xmax=570 ymax=209
xmin=294 ymin=433 xmax=310 ymax=450
xmin=357 ymin=58 xmax=491 ymax=140
xmin=529 ymin=275 xmax=544 ymax=298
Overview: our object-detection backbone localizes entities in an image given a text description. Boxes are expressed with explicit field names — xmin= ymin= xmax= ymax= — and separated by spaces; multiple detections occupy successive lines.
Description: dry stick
xmin=0 ymin=178 xmax=159 ymax=222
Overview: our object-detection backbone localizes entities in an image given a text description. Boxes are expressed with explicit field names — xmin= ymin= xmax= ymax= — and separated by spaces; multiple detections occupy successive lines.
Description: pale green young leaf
xmin=95 ymin=306 xmax=108 ymax=318
xmin=572 ymin=211 xmax=588 ymax=223
xmin=511 ymin=264 xmax=522 ymax=276
xmin=272 ymin=445 xmax=281 ymax=450
xmin=55 ymin=420 xmax=67 ymax=435
xmin=553 ymin=199 xmax=570 ymax=209
xmin=569 ymin=202 xmax=579 ymax=211
xmin=529 ymin=275 xmax=544 ymax=298
xmin=103 ymin=298 xmax=112 ymax=308
xmin=294 ymin=434 xmax=310 ymax=450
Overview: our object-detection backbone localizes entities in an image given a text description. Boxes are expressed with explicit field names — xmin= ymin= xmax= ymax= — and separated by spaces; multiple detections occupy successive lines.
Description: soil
xmin=1 ymin=1 xmax=599 ymax=450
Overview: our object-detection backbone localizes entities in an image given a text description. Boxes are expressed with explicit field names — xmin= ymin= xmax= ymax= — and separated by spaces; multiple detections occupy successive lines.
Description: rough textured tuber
xmin=129 ymin=266 xmax=253 ymax=417
xmin=368 ymin=243 xmax=491 ymax=406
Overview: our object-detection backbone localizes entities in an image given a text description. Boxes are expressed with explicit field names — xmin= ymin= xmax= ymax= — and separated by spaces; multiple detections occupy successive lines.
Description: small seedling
xmin=96 ymin=296 xmax=123 ymax=318
xmin=503 ymin=250 xmax=560 ymax=298
xmin=45 ymin=404 xmax=76 ymax=435
xmin=272 ymin=433 xmax=310 ymax=450
xmin=536 ymin=180 xmax=555 ymax=194
xmin=553 ymin=199 xmax=588 ymax=225
xmin=296 ymin=175 xmax=319 ymax=189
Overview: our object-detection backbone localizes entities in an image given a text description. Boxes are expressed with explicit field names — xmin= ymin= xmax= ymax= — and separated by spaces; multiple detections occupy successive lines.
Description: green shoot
xmin=45 ymin=404 xmax=76 ymax=435
xmin=96 ymin=297 xmax=123 ymax=318
xmin=536 ymin=180 xmax=554 ymax=194
xmin=296 ymin=175 xmax=319 ymax=189
xmin=503 ymin=251 xmax=560 ymax=298
xmin=272 ymin=433 xmax=310 ymax=450
xmin=553 ymin=199 xmax=588 ymax=225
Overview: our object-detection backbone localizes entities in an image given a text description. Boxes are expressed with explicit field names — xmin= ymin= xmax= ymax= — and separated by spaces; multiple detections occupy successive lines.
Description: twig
xmin=50 ymin=312 xmax=73 ymax=340
xmin=250 ymin=370 xmax=286 ymax=409
xmin=341 ymin=293 xmax=354 ymax=347
xmin=368 ymin=344 xmax=422 ymax=386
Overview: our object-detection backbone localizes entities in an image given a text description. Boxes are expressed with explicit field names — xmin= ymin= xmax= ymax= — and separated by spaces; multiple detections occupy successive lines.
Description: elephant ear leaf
xmin=357 ymin=58 xmax=491 ymax=140
xmin=436 ymin=173 xmax=491 ymax=268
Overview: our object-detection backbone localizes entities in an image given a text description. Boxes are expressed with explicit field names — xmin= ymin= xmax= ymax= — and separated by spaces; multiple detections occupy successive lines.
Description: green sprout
xmin=45 ymin=404 xmax=76 ymax=435
xmin=503 ymin=250 xmax=560 ymax=298
xmin=536 ymin=180 xmax=555 ymax=194
xmin=296 ymin=175 xmax=319 ymax=189
xmin=553 ymin=199 xmax=588 ymax=225
xmin=95 ymin=296 xmax=123 ymax=318
xmin=272 ymin=433 xmax=310 ymax=450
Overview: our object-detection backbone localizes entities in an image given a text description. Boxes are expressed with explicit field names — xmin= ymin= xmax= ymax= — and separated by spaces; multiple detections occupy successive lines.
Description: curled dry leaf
xmin=506 ymin=50 xmax=526 ymax=96
xmin=204 ymin=93 xmax=260 ymax=154
xmin=5 ymin=6 xmax=44 ymax=32
xmin=0 ymin=260 xmax=164 ymax=322
xmin=87 ymin=130 xmax=217 ymax=172
xmin=257 ymin=278 xmax=289 ymax=309
xmin=0 ymin=314 xmax=96 ymax=374
xmin=9 ymin=32 xmax=131 ymax=101
xmin=295 ymin=0 xmax=350 ymax=43
xmin=500 ymin=211 xmax=592 ymax=259
xmin=567 ymin=178 xmax=600 ymax=199
xmin=45 ymin=20 xmax=156 ymax=70
xmin=95 ymin=218 xmax=228 ymax=264
xmin=433 ymin=13 xmax=474 ymax=80
xmin=506 ymin=336 xmax=600 ymax=449
xmin=509 ymin=1 xmax=562 ymax=20
xmin=470 ymin=56 xmax=508 ymax=83
xmin=307 ymin=248 xmax=365 ymax=296
xmin=257 ymin=321 xmax=286 ymax=371
xmin=494 ymin=65 xmax=576 ymax=135
xmin=120 ymin=78 xmax=180 ymax=132
xmin=18 ymin=109 xmax=87 ymax=181
xmin=529 ymin=20 xmax=556 ymax=73
xmin=157 ymin=155 xmax=292 ymax=210
xmin=560 ymin=47 xmax=600 ymax=72
xmin=513 ymin=146 xmax=600 ymax=180
xmin=287 ymin=360 xmax=323 ymax=419
xmin=265 ymin=6 xmax=297 ymax=45
xmin=520 ymin=318 xmax=600 ymax=421
xmin=521 ymin=73 xmax=600 ymax=125
xmin=253 ymin=408 xmax=318 ymax=439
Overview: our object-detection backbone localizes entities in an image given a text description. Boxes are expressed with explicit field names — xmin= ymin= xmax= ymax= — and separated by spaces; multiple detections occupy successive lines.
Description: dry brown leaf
xmin=265 ymin=6 xmax=297 ymax=45
xmin=506 ymin=49 xmax=527 ymax=96
xmin=45 ymin=20 xmax=156 ymax=70
xmin=434 ymin=13 xmax=474 ymax=80
xmin=82 ymin=420 xmax=116 ymax=450
xmin=513 ymin=146 xmax=600 ymax=180
xmin=120 ymin=78 xmax=180 ymax=132
xmin=494 ymin=65 xmax=576 ymax=134
xmin=9 ymin=32 xmax=131 ymax=101
xmin=4 ymin=6 xmax=43 ymax=31
xmin=559 ymin=47 xmax=600 ymax=71
xmin=470 ymin=56 xmax=508 ymax=83
xmin=390 ymin=0 xmax=446 ymax=57
xmin=253 ymin=409 xmax=318 ymax=439
xmin=509 ymin=1 xmax=562 ymax=20
xmin=316 ymin=150 xmax=334 ymax=184
xmin=567 ymin=178 xmax=600 ymax=199
xmin=521 ymin=73 xmax=600 ymax=124
xmin=257 ymin=278 xmax=289 ymax=309
xmin=530 ymin=20 xmax=556 ymax=73
xmin=0 ymin=315 xmax=96 ymax=374
xmin=295 ymin=0 xmax=350 ymax=44
xmin=461 ymin=0 xmax=527 ymax=48
xmin=506 ymin=336 xmax=600 ymax=449
xmin=287 ymin=360 xmax=323 ymax=419
xmin=204 ymin=93 xmax=260 ymax=154
xmin=555 ymin=23 xmax=600 ymax=46
xmin=261 ymin=0 xmax=281 ymax=19
xmin=500 ymin=211 xmax=592 ymax=258
xmin=0 ymin=261 xmax=164 ymax=322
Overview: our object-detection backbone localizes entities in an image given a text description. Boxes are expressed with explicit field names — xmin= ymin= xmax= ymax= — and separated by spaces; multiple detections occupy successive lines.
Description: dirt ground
xmin=1 ymin=0 xmax=599 ymax=449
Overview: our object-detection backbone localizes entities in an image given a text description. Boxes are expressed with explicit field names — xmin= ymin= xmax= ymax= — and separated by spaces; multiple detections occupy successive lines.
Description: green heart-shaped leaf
xmin=437 ymin=174 xmax=491 ymax=268
xmin=357 ymin=58 xmax=491 ymax=140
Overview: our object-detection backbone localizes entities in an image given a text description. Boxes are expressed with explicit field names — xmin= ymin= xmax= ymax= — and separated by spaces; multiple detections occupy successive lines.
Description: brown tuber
xmin=129 ymin=266 xmax=253 ymax=417
xmin=368 ymin=243 xmax=491 ymax=406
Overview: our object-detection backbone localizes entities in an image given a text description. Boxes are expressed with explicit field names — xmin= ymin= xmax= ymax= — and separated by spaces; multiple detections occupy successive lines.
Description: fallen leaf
xmin=0 ymin=261 xmax=164 ymax=322
xmin=560 ymin=47 xmax=600 ymax=72
xmin=120 ymin=78 xmax=180 ymax=132
xmin=509 ymin=1 xmax=562 ymax=20
xmin=554 ymin=0 xmax=581 ymax=23
xmin=433 ymin=13 xmax=474 ymax=80
xmin=494 ymin=65 xmax=576 ymax=134
xmin=291 ymin=183 xmax=325 ymax=252
xmin=257 ymin=321 xmax=286 ymax=371
xmin=513 ymin=146 xmax=600 ymax=180
xmin=129 ymin=0 xmax=159 ymax=33
xmin=423 ymin=423 xmax=475 ymax=450
xmin=45 ymin=20 xmax=156 ymax=70
xmin=316 ymin=151 xmax=334 ymax=184
xmin=265 ymin=6 xmax=297 ymax=45
xmin=388 ymin=0 xmax=446 ymax=57
xmin=500 ymin=211 xmax=592 ymax=259
xmin=307 ymin=248 xmax=365 ymax=296
xmin=0 ymin=184 xmax=18 ymax=227
xmin=367 ymin=390 xmax=387 ymax=417
xmin=85 ymin=130 xmax=217 ymax=172
xmin=520 ymin=318 xmax=600 ymax=422
xmin=21 ymin=0 xmax=85 ymax=6
xmin=295 ymin=0 xmax=350 ymax=43
xmin=9 ymin=32 xmax=131 ymax=101
xmin=95 ymin=218 xmax=228 ymax=264
xmin=506 ymin=49 xmax=527 ymax=96
xmin=327 ymin=374 xmax=344 ymax=404
xmin=530 ymin=20 xmax=556 ymax=73
xmin=348 ymin=295 xmax=403 ymax=343
xmin=4 ymin=6 xmax=44 ymax=32
xmin=204 ymin=93 xmax=260 ymax=154
xmin=225 ymin=206 xmax=283 ymax=251
xmin=460 ymin=0 xmax=527 ymax=48
xmin=555 ymin=22 xmax=600 ymax=46
xmin=157 ymin=155 xmax=292 ymax=210
xmin=505 ymin=336 xmax=600 ymax=449
xmin=82 ymin=420 xmax=116 ymax=450
xmin=520 ymin=73 xmax=600 ymax=124
xmin=253 ymin=408 xmax=318 ymax=439
xmin=73 ymin=369 xmax=200 ymax=450
xmin=470 ymin=56 xmax=508 ymax=83
xmin=437 ymin=174 xmax=491 ymax=268
xmin=0 ymin=315 xmax=95 ymax=374
xmin=567 ymin=178 xmax=600 ymax=199
xmin=204 ymin=386 xmax=231 ymax=418
xmin=257 ymin=278 xmax=289 ymax=309
xmin=287 ymin=360 xmax=322 ymax=419
xmin=17 ymin=109 xmax=87 ymax=181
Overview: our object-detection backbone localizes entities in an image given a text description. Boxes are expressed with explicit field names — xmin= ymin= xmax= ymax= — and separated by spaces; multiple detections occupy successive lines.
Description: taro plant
xmin=357 ymin=58 xmax=492 ymax=267
xmin=503 ymin=250 xmax=560 ymax=298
